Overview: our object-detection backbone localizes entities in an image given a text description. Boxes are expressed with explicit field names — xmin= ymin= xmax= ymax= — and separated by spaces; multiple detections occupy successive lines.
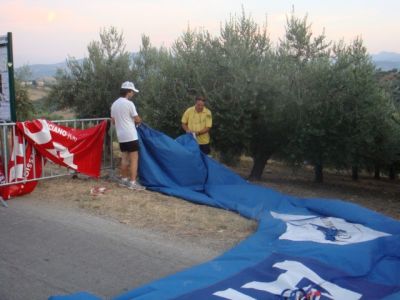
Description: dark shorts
xmin=119 ymin=140 xmax=139 ymax=152
xmin=199 ymin=143 xmax=211 ymax=155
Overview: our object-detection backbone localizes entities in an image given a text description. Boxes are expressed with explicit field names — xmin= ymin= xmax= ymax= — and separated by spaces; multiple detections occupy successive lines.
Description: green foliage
xmin=14 ymin=80 xmax=35 ymax=121
xmin=376 ymin=69 xmax=400 ymax=116
xmin=46 ymin=11 xmax=400 ymax=181
xmin=47 ymin=27 xmax=132 ymax=118
xmin=279 ymin=11 xmax=330 ymax=64
xmin=325 ymin=39 xmax=399 ymax=177
xmin=374 ymin=70 xmax=400 ymax=175
xmin=214 ymin=11 xmax=272 ymax=163
xmin=276 ymin=15 xmax=400 ymax=182
xmin=134 ymin=10 xmax=284 ymax=166
xmin=14 ymin=65 xmax=35 ymax=121
xmin=15 ymin=64 xmax=33 ymax=82
xmin=277 ymin=13 xmax=333 ymax=181
xmin=133 ymin=35 xmax=190 ymax=137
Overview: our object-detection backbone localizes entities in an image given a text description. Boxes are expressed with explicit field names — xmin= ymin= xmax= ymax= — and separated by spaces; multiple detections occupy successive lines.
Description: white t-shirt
xmin=110 ymin=97 xmax=139 ymax=143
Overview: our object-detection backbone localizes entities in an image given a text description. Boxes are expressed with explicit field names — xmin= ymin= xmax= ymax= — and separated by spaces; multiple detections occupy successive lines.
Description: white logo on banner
xmin=9 ymin=135 xmax=28 ymax=181
xmin=213 ymin=260 xmax=362 ymax=300
xmin=22 ymin=119 xmax=77 ymax=169
xmin=271 ymin=212 xmax=390 ymax=244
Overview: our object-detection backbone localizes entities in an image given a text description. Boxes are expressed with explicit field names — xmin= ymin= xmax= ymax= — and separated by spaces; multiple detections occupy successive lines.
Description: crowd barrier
xmin=0 ymin=118 xmax=113 ymax=206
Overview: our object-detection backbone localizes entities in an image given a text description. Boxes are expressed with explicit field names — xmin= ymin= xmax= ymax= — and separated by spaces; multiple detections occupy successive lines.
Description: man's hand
xmin=134 ymin=115 xmax=142 ymax=125
xmin=182 ymin=123 xmax=190 ymax=133
xmin=195 ymin=127 xmax=210 ymax=136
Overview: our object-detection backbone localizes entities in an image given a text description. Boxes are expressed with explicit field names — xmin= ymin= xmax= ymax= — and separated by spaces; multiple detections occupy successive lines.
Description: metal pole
xmin=7 ymin=33 xmax=16 ymax=122
xmin=2 ymin=125 xmax=8 ymax=182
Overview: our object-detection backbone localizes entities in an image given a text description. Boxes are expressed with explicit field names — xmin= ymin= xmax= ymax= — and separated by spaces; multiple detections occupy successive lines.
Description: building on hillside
xmin=34 ymin=80 xmax=45 ymax=87
xmin=20 ymin=81 xmax=33 ymax=87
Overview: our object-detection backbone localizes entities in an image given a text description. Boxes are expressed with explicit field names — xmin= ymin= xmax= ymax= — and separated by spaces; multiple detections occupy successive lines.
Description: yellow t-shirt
xmin=181 ymin=106 xmax=212 ymax=145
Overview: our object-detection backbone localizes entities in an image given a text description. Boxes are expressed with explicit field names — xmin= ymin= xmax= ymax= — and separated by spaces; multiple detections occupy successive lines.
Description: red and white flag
xmin=0 ymin=119 xmax=107 ymax=200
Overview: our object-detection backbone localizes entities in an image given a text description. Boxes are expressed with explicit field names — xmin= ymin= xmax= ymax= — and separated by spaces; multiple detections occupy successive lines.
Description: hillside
xmin=27 ymin=62 xmax=66 ymax=79
xmin=371 ymin=51 xmax=400 ymax=71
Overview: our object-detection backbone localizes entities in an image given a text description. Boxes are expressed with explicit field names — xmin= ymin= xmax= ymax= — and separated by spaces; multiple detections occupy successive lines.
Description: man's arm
xmin=181 ymin=108 xmax=191 ymax=133
xmin=182 ymin=122 xmax=191 ymax=133
xmin=195 ymin=127 xmax=210 ymax=136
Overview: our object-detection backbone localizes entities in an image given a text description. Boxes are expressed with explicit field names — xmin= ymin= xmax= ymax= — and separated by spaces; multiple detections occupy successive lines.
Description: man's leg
xmin=120 ymin=151 xmax=130 ymax=179
xmin=128 ymin=151 xmax=139 ymax=182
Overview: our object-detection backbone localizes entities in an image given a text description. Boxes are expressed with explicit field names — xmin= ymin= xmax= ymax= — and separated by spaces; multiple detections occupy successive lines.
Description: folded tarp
xmin=50 ymin=124 xmax=400 ymax=300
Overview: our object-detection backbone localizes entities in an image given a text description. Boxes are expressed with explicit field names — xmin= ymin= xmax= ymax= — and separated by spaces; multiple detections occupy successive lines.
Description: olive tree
xmin=14 ymin=65 xmax=35 ymax=121
xmin=48 ymin=27 xmax=132 ymax=118
xmin=277 ymin=13 xmax=332 ymax=182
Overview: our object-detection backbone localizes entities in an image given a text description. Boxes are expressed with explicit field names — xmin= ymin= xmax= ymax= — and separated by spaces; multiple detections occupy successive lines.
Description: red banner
xmin=0 ymin=119 xmax=107 ymax=200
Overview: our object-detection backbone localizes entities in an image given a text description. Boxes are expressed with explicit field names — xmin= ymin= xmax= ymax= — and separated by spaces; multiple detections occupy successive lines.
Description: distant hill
xmin=17 ymin=58 xmax=82 ymax=80
xmin=371 ymin=51 xmax=400 ymax=71
xmin=26 ymin=62 xmax=67 ymax=80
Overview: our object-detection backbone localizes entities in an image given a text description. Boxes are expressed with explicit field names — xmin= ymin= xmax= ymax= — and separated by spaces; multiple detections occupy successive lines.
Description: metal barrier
xmin=0 ymin=118 xmax=113 ymax=190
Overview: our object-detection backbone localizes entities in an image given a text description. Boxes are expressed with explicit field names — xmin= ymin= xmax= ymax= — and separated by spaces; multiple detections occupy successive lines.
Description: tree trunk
xmin=351 ymin=166 xmax=359 ymax=181
xmin=248 ymin=152 xmax=272 ymax=180
xmin=374 ymin=165 xmax=381 ymax=180
xmin=314 ymin=163 xmax=323 ymax=183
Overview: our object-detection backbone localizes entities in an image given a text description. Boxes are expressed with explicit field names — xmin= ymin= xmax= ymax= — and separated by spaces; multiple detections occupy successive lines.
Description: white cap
xmin=121 ymin=81 xmax=139 ymax=93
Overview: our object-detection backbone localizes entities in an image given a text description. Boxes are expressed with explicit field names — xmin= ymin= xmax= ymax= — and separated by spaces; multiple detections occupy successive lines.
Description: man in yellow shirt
xmin=181 ymin=96 xmax=212 ymax=154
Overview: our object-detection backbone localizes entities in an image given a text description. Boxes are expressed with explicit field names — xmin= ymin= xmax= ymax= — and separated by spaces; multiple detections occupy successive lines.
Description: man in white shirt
xmin=110 ymin=81 xmax=145 ymax=190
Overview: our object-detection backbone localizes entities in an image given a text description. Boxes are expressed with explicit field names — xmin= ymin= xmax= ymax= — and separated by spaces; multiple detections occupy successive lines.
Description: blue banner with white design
xmin=50 ymin=124 xmax=400 ymax=300
xmin=174 ymin=253 xmax=400 ymax=300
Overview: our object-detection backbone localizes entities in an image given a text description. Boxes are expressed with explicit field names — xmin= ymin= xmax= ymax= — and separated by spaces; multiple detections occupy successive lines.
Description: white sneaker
xmin=118 ymin=177 xmax=129 ymax=187
xmin=127 ymin=181 xmax=146 ymax=191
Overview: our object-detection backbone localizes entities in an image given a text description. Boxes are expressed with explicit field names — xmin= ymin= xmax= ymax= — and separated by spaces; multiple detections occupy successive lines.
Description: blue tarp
xmin=51 ymin=124 xmax=400 ymax=300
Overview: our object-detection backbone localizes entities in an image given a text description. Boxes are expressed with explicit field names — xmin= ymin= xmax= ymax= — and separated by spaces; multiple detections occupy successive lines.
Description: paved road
xmin=0 ymin=197 xmax=220 ymax=300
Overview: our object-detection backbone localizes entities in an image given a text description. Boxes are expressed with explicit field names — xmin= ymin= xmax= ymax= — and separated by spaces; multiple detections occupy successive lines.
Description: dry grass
xmin=34 ymin=176 xmax=257 ymax=251
xmin=49 ymin=109 xmax=76 ymax=119
xmin=235 ymin=158 xmax=400 ymax=220
xmin=27 ymin=86 xmax=76 ymax=119
xmin=27 ymin=87 xmax=50 ymax=101
xmin=30 ymin=157 xmax=399 ymax=253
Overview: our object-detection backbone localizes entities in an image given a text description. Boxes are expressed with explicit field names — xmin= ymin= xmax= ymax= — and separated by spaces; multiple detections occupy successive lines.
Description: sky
xmin=1 ymin=0 xmax=400 ymax=67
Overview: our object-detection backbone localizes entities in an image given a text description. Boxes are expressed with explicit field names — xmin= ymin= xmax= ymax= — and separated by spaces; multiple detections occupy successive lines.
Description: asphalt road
xmin=0 ymin=197 xmax=220 ymax=300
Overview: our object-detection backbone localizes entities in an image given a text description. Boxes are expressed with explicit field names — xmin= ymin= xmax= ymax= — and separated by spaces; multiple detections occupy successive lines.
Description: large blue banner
xmin=50 ymin=124 xmax=400 ymax=300
xmin=174 ymin=253 xmax=399 ymax=300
